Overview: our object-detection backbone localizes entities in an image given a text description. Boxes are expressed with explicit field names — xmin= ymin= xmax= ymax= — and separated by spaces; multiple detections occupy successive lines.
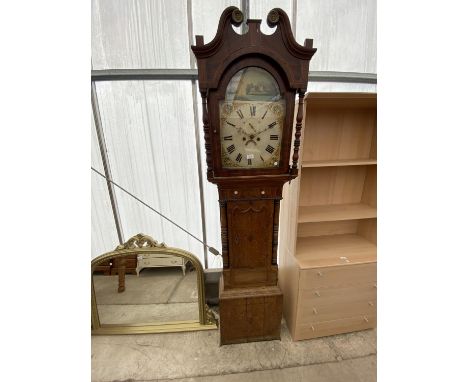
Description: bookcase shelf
xmin=302 ymin=158 xmax=377 ymax=168
xmin=278 ymin=92 xmax=377 ymax=341
xmin=298 ymin=203 xmax=376 ymax=223
xmin=295 ymin=234 xmax=377 ymax=269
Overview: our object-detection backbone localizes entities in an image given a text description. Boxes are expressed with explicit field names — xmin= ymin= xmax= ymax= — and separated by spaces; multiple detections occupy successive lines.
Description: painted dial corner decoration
xmin=219 ymin=67 xmax=285 ymax=169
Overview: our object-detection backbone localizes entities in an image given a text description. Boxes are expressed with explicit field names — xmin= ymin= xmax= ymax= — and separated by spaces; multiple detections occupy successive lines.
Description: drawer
xmin=300 ymin=262 xmax=376 ymax=290
xmin=138 ymin=254 xmax=175 ymax=260
xmin=297 ymin=284 xmax=376 ymax=324
xmin=139 ymin=257 xmax=184 ymax=267
xmin=295 ymin=314 xmax=376 ymax=340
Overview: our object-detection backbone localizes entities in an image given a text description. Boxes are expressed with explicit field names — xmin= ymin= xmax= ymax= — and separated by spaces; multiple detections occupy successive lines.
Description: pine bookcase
xmin=279 ymin=92 xmax=377 ymax=340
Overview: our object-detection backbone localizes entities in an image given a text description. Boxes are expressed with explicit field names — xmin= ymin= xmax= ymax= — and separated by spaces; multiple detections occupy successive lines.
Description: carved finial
xmin=231 ymin=8 xmax=243 ymax=25
xmin=115 ymin=233 xmax=167 ymax=250
xmin=267 ymin=9 xmax=280 ymax=27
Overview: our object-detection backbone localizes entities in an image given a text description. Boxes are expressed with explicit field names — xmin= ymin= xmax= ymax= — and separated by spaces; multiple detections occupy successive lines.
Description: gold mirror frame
xmin=92 ymin=234 xmax=217 ymax=335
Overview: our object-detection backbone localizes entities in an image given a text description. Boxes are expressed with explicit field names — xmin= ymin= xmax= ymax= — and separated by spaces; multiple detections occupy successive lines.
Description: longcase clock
xmin=192 ymin=7 xmax=315 ymax=345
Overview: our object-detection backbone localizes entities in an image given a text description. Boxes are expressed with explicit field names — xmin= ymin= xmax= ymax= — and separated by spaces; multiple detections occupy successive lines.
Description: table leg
xmin=117 ymin=257 xmax=126 ymax=293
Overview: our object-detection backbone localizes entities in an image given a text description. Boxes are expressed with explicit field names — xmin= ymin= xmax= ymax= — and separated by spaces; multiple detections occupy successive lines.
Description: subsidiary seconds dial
xmin=219 ymin=100 xmax=285 ymax=169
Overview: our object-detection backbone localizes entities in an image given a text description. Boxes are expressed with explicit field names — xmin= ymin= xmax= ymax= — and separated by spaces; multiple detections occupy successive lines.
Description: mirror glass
xmin=93 ymin=255 xmax=199 ymax=325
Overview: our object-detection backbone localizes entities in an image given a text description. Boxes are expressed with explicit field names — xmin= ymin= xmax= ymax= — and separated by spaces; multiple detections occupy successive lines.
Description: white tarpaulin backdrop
xmin=91 ymin=0 xmax=377 ymax=267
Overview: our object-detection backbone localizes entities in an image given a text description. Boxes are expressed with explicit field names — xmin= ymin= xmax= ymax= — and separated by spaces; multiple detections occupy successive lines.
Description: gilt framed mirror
xmin=91 ymin=234 xmax=217 ymax=335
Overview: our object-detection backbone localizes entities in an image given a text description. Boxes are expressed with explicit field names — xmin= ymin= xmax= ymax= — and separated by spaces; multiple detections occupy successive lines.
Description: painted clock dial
xmin=219 ymin=67 xmax=285 ymax=169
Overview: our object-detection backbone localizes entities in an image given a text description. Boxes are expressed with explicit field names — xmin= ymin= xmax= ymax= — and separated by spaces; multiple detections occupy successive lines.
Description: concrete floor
xmin=157 ymin=356 xmax=376 ymax=382
xmin=92 ymin=324 xmax=376 ymax=381
xmin=92 ymin=268 xmax=376 ymax=381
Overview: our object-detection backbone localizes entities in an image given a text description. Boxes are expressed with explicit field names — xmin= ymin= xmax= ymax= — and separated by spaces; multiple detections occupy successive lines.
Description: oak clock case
xmin=191 ymin=7 xmax=315 ymax=345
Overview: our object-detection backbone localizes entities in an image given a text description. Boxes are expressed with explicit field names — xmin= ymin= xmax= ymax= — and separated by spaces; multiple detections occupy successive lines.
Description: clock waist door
xmin=224 ymin=199 xmax=278 ymax=288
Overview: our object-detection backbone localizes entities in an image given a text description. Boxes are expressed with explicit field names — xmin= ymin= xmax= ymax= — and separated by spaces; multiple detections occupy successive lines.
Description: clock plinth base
xmin=219 ymin=275 xmax=283 ymax=345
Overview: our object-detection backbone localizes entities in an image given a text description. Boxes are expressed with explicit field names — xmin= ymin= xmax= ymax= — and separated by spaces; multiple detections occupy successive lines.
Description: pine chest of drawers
xmin=278 ymin=93 xmax=377 ymax=340
xmin=294 ymin=262 xmax=376 ymax=340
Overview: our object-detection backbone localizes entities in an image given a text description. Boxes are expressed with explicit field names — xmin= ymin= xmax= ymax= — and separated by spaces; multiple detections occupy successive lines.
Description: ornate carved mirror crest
xmin=91 ymin=234 xmax=217 ymax=335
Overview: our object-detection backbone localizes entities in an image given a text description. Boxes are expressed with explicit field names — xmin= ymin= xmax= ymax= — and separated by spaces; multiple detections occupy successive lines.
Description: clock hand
xmin=248 ymin=122 xmax=257 ymax=132
xmin=236 ymin=126 xmax=250 ymax=136
xmin=253 ymin=120 xmax=280 ymax=137
xmin=226 ymin=121 xmax=249 ymax=137
xmin=253 ymin=125 xmax=272 ymax=137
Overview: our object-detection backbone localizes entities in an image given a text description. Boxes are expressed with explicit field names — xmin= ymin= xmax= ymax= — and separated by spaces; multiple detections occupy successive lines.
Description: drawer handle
xmin=309 ymin=325 xmax=315 ymax=331
xmin=363 ymin=316 xmax=369 ymax=323
xmin=312 ymin=308 xmax=318 ymax=315
xmin=317 ymin=271 xmax=323 ymax=277
xmin=373 ymin=283 xmax=377 ymax=289
xmin=368 ymin=301 xmax=374 ymax=307
xmin=314 ymin=291 xmax=321 ymax=297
